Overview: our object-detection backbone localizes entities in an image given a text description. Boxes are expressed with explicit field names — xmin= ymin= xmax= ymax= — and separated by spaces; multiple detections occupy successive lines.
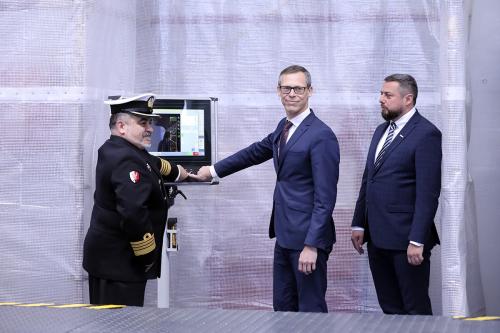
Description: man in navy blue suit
xmin=351 ymin=74 xmax=441 ymax=315
xmin=192 ymin=65 xmax=340 ymax=312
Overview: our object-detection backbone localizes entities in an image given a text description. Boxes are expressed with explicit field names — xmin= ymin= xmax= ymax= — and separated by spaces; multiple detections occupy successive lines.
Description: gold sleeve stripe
xmin=160 ymin=159 xmax=172 ymax=176
xmin=130 ymin=233 xmax=156 ymax=256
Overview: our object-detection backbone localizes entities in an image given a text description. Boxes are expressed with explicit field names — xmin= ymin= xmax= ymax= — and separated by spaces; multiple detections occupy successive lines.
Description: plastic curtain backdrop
xmin=0 ymin=0 xmax=484 ymax=316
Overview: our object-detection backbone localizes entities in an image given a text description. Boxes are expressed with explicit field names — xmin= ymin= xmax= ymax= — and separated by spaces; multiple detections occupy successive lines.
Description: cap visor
xmin=129 ymin=111 xmax=160 ymax=118
xmin=105 ymin=93 xmax=155 ymax=105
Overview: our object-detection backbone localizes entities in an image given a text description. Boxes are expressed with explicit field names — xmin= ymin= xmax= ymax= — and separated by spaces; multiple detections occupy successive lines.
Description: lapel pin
xmin=399 ymin=134 xmax=404 ymax=138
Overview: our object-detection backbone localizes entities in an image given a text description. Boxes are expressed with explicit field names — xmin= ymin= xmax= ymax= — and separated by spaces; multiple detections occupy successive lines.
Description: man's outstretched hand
xmin=188 ymin=166 xmax=213 ymax=182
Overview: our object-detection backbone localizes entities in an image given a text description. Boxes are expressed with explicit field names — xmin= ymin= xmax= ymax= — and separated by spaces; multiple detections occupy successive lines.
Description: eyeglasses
xmin=278 ymin=86 xmax=308 ymax=95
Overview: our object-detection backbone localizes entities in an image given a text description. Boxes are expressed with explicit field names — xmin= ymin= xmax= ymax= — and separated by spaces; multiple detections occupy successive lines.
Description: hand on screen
xmin=189 ymin=166 xmax=213 ymax=182
xmin=177 ymin=165 xmax=189 ymax=181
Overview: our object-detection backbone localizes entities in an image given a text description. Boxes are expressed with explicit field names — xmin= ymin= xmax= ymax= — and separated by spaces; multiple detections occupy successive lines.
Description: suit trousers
xmin=273 ymin=242 xmax=329 ymax=313
xmin=367 ymin=242 xmax=432 ymax=315
xmin=89 ymin=275 xmax=147 ymax=307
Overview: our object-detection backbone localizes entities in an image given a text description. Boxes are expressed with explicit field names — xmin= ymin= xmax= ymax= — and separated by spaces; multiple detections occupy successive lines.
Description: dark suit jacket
xmin=83 ymin=135 xmax=178 ymax=282
xmin=352 ymin=111 xmax=441 ymax=250
xmin=215 ymin=111 xmax=340 ymax=251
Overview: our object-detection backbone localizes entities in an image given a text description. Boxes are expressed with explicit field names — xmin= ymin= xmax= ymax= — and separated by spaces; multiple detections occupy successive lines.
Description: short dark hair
xmin=278 ymin=65 xmax=312 ymax=87
xmin=109 ymin=113 xmax=118 ymax=129
xmin=109 ymin=112 xmax=130 ymax=129
xmin=384 ymin=74 xmax=418 ymax=105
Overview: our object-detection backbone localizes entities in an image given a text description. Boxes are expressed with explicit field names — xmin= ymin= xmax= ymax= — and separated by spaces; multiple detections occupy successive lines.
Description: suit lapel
xmin=149 ymin=159 xmax=162 ymax=179
xmin=368 ymin=123 xmax=388 ymax=167
xmin=139 ymin=149 xmax=162 ymax=180
xmin=374 ymin=111 xmax=421 ymax=172
xmin=277 ymin=111 xmax=314 ymax=173
xmin=273 ymin=118 xmax=286 ymax=171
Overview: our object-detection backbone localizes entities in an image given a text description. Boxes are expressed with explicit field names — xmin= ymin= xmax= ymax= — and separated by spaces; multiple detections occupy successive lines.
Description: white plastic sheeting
xmin=0 ymin=0 xmax=484 ymax=316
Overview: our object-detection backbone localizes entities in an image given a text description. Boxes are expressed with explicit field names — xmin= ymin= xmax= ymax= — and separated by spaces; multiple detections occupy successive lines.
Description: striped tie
xmin=374 ymin=121 xmax=397 ymax=168
xmin=279 ymin=120 xmax=293 ymax=157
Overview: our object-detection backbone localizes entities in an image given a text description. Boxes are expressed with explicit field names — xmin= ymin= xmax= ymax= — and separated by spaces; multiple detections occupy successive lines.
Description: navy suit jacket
xmin=215 ymin=111 xmax=340 ymax=251
xmin=352 ymin=111 xmax=441 ymax=250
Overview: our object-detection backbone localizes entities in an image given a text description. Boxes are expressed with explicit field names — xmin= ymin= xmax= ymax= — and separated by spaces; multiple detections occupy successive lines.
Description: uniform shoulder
xmin=99 ymin=137 xmax=145 ymax=166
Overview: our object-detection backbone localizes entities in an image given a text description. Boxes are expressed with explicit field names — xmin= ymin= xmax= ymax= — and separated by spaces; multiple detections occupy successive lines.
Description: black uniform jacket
xmin=83 ymin=135 xmax=178 ymax=282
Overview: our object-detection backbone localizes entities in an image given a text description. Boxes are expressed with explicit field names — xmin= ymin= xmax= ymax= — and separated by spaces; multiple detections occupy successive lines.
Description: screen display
xmin=146 ymin=98 xmax=213 ymax=169
xmin=150 ymin=109 xmax=205 ymax=157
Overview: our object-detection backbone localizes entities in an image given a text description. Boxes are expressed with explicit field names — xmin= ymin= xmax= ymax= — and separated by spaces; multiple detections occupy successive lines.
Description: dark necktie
xmin=279 ymin=120 xmax=293 ymax=157
xmin=374 ymin=121 xmax=397 ymax=167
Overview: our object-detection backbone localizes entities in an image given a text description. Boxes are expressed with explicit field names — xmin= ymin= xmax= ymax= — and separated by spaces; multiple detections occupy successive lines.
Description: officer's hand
xmin=189 ymin=166 xmax=213 ymax=182
xmin=351 ymin=230 xmax=365 ymax=254
xmin=177 ymin=165 xmax=189 ymax=181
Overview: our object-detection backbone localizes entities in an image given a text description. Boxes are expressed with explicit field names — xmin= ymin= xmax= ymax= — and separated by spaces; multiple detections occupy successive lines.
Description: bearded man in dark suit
xmin=351 ymin=74 xmax=441 ymax=315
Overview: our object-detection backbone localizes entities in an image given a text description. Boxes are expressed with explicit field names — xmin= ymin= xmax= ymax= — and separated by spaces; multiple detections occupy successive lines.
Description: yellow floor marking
xmin=464 ymin=316 xmax=500 ymax=321
xmin=49 ymin=304 xmax=91 ymax=308
xmin=86 ymin=304 xmax=125 ymax=310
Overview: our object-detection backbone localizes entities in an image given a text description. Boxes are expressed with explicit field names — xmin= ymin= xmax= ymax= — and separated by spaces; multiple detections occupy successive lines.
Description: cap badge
xmin=129 ymin=171 xmax=140 ymax=183
xmin=147 ymin=96 xmax=155 ymax=108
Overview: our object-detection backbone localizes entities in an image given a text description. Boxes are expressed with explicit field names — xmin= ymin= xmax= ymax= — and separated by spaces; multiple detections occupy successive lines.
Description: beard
xmin=141 ymin=134 xmax=152 ymax=149
xmin=140 ymin=139 xmax=152 ymax=149
xmin=381 ymin=106 xmax=402 ymax=121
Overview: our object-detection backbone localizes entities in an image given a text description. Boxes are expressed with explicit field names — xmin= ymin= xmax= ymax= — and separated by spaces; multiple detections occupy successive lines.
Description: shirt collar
xmin=287 ymin=108 xmax=311 ymax=127
xmin=393 ymin=107 xmax=416 ymax=128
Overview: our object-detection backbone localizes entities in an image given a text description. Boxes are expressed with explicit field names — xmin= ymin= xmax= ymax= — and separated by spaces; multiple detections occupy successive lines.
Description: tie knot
xmin=284 ymin=120 xmax=292 ymax=130
xmin=390 ymin=121 xmax=397 ymax=130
